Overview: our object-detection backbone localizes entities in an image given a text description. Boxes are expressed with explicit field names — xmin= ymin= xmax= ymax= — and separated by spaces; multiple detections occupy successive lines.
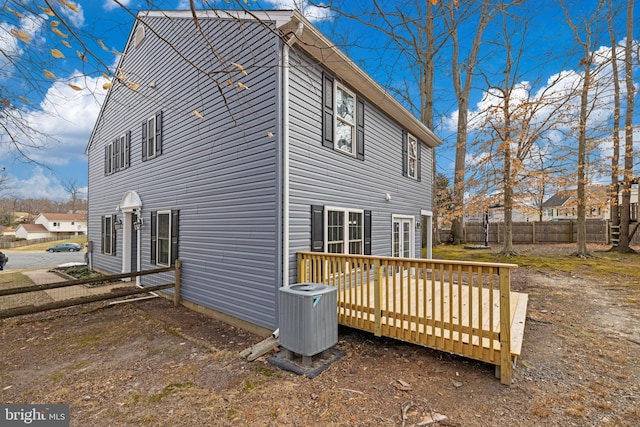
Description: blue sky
xmin=0 ymin=0 xmax=638 ymax=202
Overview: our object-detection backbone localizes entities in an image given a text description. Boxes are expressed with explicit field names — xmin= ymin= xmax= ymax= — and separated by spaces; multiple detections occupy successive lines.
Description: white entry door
xmin=392 ymin=216 xmax=415 ymax=258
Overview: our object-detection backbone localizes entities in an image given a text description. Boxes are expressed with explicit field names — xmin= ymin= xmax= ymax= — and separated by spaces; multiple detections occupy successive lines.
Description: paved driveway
xmin=0 ymin=251 xmax=86 ymax=271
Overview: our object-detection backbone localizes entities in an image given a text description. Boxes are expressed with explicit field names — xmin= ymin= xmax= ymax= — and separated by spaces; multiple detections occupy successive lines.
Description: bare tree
xmin=470 ymin=9 xmax=574 ymax=255
xmin=561 ymin=0 xmax=610 ymax=257
xmin=444 ymin=0 xmax=502 ymax=245
xmin=617 ymin=0 xmax=636 ymax=252
xmin=62 ymin=178 xmax=83 ymax=213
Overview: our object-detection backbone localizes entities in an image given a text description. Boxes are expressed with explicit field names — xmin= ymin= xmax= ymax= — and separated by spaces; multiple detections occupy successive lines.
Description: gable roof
xmin=37 ymin=213 xmax=87 ymax=222
xmin=541 ymin=191 xmax=573 ymax=208
xmin=86 ymin=9 xmax=440 ymax=153
xmin=16 ymin=223 xmax=49 ymax=233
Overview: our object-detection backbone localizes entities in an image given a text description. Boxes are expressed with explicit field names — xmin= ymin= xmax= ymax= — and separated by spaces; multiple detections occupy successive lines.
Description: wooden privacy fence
xmin=443 ymin=219 xmax=640 ymax=245
xmin=0 ymin=260 xmax=182 ymax=320
xmin=297 ymin=252 xmax=527 ymax=385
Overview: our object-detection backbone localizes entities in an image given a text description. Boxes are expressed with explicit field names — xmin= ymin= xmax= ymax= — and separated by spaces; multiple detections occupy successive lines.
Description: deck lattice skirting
xmin=297 ymin=252 xmax=527 ymax=385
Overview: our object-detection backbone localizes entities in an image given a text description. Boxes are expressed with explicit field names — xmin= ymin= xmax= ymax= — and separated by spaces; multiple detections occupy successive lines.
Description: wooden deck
xmin=297 ymin=252 xmax=528 ymax=385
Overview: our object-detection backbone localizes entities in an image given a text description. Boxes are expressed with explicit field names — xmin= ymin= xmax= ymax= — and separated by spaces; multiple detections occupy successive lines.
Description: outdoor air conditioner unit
xmin=278 ymin=283 xmax=338 ymax=357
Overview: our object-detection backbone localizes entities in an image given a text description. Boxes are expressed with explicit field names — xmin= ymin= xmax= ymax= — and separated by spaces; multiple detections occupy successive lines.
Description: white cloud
xmin=263 ymin=0 xmax=333 ymax=21
xmin=103 ymin=0 xmax=133 ymax=12
xmin=5 ymin=167 xmax=70 ymax=200
xmin=58 ymin=1 xmax=85 ymax=28
xmin=6 ymin=73 xmax=107 ymax=168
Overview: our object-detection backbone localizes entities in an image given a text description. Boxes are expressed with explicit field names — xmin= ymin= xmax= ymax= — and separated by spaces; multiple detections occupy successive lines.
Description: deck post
xmin=373 ymin=258 xmax=382 ymax=337
xmin=297 ymin=253 xmax=304 ymax=283
xmin=498 ymin=267 xmax=512 ymax=384
xmin=174 ymin=259 xmax=182 ymax=306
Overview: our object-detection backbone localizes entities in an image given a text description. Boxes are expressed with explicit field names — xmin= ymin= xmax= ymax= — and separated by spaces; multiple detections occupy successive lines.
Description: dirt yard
xmin=1 ymin=245 xmax=639 ymax=426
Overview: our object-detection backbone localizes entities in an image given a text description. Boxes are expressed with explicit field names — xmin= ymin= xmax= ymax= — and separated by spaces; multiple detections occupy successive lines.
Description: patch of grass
xmin=75 ymin=334 xmax=101 ymax=347
xmin=433 ymin=244 xmax=640 ymax=283
xmin=226 ymin=407 xmax=238 ymax=421
xmin=148 ymin=381 xmax=194 ymax=403
xmin=49 ymin=372 xmax=64 ymax=381
xmin=0 ymin=272 xmax=34 ymax=289
xmin=255 ymin=365 xmax=276 ymax=377
xmin=242 ymin=378 xmax=262 ymax=392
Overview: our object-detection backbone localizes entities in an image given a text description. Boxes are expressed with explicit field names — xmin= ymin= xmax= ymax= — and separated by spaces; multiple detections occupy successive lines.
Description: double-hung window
xmin=142 ymin=111 xmax=163 ymax=161
xmin=311 ymin=205 xmax=371 ymax=255
xmin=335 ymin=85 xmax=356 ymax=155
xmin=322 ymin=73 xmax=365 ymax=160
xmin=151 ymin=210 xmax=179 ymax=266
xmin=101 ymin=214 xmax=116 ymax=255
xmin=402 ymin=131 xmax=421 ymax=181
xmin=104 ymin=132 xmax=130 ymax=175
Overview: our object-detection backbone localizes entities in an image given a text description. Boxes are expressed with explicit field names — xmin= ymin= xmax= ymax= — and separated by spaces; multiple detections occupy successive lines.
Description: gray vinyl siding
xmin=287 ymin=48 xmax=433 ymax=283
xmin=87 ymin=16 xmax=281 ymax=329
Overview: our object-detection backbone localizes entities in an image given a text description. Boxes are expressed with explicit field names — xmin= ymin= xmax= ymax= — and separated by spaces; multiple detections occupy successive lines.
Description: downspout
xmin=282 ymin=22 xmax=304 ymax=288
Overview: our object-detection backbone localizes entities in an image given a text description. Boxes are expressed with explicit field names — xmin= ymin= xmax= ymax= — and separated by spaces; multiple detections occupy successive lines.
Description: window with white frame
xmin=102 ymin=214 xmax=115 ymax=255
xmin=151 ymin=209 xmax=178 ymax=266
xmin=326 ymin=208 xmax=363 ymax=254
xmin=322 ymin=73 xmax=365 ymax=160
xmin=156 ymin=211 xmax=170 ymax=266
xmin=142 ymin=111 xmax=162 ymax=161
xmin=407 ymin=134 xmax=418 ymax=179
xmin=146 ymin=115 xmax=156 ymax=159
xmin=335 ymin=84 xmax=356 ymax=155
xmin=104 ymin=132 xmax=130 ymax=175
xmin=402 ymin=131 xmax=421 ymax=181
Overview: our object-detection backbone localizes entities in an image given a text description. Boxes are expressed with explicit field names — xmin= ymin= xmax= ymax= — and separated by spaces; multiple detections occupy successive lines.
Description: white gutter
xmin=282 ymin=23 xmax=304 ymax=288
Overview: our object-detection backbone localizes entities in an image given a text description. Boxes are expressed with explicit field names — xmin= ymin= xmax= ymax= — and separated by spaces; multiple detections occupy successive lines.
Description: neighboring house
xmin=541 ymin=186 xmax=610 ymax=221
xmin=465 ymin=205 xmax=534 ymax=223
xmin=85 ymin=10 xmax=441 ymax=333
xmin=34 ymin=213 xmax=88 ymax=236
xmin=15 ymin=223 xmax=51 ymax=240
xmin=13 ymin=213 xmax=87 ymax=240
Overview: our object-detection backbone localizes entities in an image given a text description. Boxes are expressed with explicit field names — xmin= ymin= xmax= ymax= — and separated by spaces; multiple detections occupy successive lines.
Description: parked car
xmin=46 ymin=243 xmax=84 ymax=252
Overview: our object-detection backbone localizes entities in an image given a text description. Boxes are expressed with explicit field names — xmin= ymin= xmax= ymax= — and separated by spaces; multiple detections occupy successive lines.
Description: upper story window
xmin=407 ymin=134 xmax=418 ymax=179
xmin=104 ymin=131 xmax=130 ymax=175
xmin=142 ymin=111 xmax=163 ymax=161
xmin=335 ymin=85 xmax=356 ymax=155
xmin=402 ymin=131 xmax=421 ymax=181
xmin=322 ymin=72 xmax=364 ymax=160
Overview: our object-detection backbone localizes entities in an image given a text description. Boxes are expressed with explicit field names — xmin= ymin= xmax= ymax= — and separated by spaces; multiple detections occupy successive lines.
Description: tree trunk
xmin=618 ymin=0 xmax=635 ymax=252
xmin=607 ymin=5 xmax=621 ymax=242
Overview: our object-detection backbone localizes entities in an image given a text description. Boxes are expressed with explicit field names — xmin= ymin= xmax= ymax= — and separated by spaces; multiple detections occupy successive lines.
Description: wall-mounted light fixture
xmin=133 ymin=216 xmax=144 ymax=231
xmin=385 ymin=193 xmax=391 ymax=202
xmin=114 ymin=217 xmax=123 ymax=231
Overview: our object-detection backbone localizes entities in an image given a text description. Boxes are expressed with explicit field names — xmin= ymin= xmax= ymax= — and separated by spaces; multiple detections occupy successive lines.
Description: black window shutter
xmin=171 ymin=210 xmax=179 ymax=266
xmin=322 ymin=73 xmax=334 ymax=149
xmin=150 ymin=211 xmax=157 ymax=263
xmin=124 ymin=131 xmax=131 ymax=168
xmin=417 ymin=139 xmax=422 ymax=182
xmin=104 ymin=146 xmax=108 ymax=175
xmin=111 ymin=214 xmax=117 ymax=256
xmin=364 ymin=210 xmax=372 ymax=255
xmin=101 ymin=216 xmax=105 ymax=254
xmin=311 ymin=205 xmax=324 ymax=252
xmin=113 ymin=138 xmax=120 ymax=171
xmin=356 ymin=98 xmax=365 ymax=160
xmin=141 ymin=120 xmax=148 ymax=161
xmin=402 ymin=130 xmax=408 ymax=177
xmin=155 ymin=110 xmax=163 ymax=155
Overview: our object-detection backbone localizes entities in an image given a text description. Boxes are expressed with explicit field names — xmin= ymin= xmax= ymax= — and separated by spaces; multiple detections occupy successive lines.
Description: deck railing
xmin=297 ymin=252 xmax=518 ymax=384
